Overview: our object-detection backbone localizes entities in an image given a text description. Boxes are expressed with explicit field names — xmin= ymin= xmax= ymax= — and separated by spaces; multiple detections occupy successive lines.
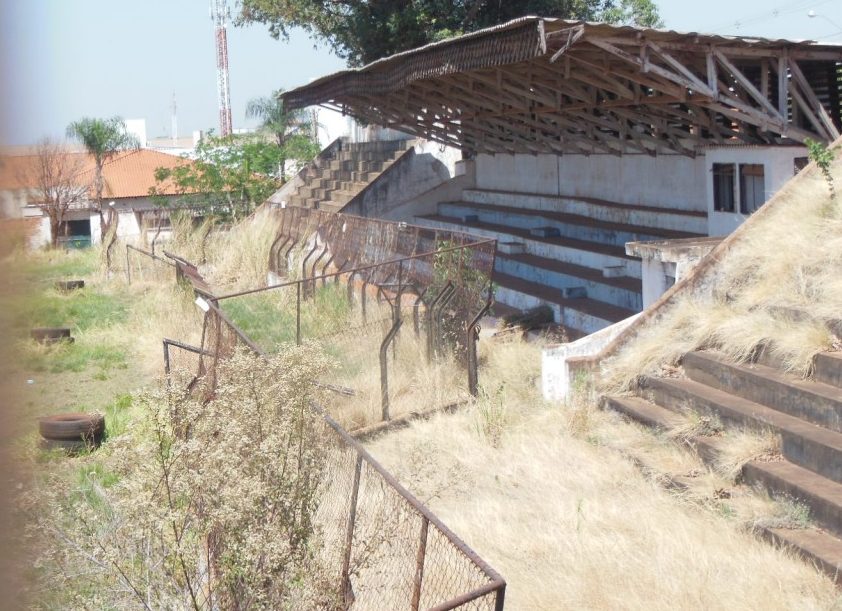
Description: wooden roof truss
xmin=284 ymin=20 xmax=842 ymax=156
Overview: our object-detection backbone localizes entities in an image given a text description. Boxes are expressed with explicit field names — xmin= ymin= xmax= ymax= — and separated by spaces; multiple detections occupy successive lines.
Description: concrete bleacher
xmin=415 ymin=188 xmax=706 ymax=335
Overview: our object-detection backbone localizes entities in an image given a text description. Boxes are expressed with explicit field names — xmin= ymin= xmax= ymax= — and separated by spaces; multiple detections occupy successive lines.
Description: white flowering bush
xmin=30 ymin=345 xmax=341 ymax=609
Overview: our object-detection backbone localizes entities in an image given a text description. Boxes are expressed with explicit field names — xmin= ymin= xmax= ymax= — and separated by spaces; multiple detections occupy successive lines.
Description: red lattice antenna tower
xmin=210 ymin=0 xmax=233 ymax=136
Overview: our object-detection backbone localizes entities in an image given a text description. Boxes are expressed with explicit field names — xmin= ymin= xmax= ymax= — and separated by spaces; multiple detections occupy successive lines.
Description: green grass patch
xmin=23 ymin=340 xmax=128 ymax=374
xmin=16 ymin=248 xmax=99 ymax=282
xmin=103 ymin=393 xmax=134 ymax=439
xmin=14 ymin=288 xmax=129 ymax=333
xmin=223 ymin=283 xmax=352 ymax=352
xmin=73 ymin=462 xmax=120 ymax=514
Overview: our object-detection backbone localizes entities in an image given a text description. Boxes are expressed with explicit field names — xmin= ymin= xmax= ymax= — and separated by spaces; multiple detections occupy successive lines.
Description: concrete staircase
xmin=415 ymin=188 xmax=706 ymax=335
xmin=603 ymin=348 xmax=842 ymax=583
xmin=287 ymin=139 xmax=414 ymax=212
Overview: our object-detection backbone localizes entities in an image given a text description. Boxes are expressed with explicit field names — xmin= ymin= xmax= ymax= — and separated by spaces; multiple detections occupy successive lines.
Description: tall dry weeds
xmin=603 ymin=152 xmax=842 ymax=391
xmin=26 ymin=346 xmax=339 ymax=609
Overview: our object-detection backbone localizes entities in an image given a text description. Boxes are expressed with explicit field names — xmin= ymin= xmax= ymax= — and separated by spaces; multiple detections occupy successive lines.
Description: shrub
xmin=30 ymin=345 xmax=340 ymax=609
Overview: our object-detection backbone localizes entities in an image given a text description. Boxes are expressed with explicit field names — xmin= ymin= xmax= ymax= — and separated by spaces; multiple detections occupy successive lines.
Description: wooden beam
xmin=787 ymin=58 xmax=840 ymax=140
xmin=713 ymin=49 xmax=783 ymax=119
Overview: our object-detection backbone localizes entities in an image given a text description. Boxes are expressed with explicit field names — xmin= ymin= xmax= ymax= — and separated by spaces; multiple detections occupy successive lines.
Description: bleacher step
xmin=460 ymin=188 xmax=708 ymax=234
xmin=494 ymin=271 xmax=636 ymax=334
xmin=640 ymin=375 xmax=842 ymax=485
xmin=815 ymin=352 xmax=842 ymax=389
xmin=762 ymin=527 xmax=842 ymax=585
xmin=683 ymin=351 xmax=842 ymax=433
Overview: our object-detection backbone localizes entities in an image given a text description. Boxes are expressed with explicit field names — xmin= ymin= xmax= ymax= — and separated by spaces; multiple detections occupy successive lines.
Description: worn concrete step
xmin=439 ymin=201 xmax=700 ymax=248
xmin=494 ymin=271 xmax=636 ymax=334
xmin=641 ymin=375 xmax=842 ymax=485
xmin=683 ymin=351 xmax=842 ymax=433
xmin=331 ymin=190 xmax=357 ymax=205
xmin=762 ymin=527 xmax=842 ymax=585
xmin=343 ymin=140 xmax=412 ymax=154
xmin=460 ymin=188 xmax=709 ymax=234
xmin=744 ymin=459 xmax=842 ymax=539
xmin=601 ymin=395 xmax=685 ymax=431
xmin=815 ymin=352 xmax=842 ymax=389
xmin=317 ymin=200 xmax=343 ymax=213
xmin=496 ymin=252 xmax=642 ymax=311
xmin=603 ymin=393 xmax=842 ymax=584
xmin=415 ymin=215 xmax=641 ymax=278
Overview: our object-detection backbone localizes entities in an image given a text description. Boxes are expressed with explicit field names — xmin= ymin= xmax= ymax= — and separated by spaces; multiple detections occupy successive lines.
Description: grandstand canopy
xmin=281 ymin=17 xmax=842 ymax=157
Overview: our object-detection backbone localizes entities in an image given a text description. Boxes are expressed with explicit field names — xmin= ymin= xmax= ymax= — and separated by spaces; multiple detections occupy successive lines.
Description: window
xmin=712 ymin=163 xmax=735 ymax=212
xmin=739 ymin=164 xmax=765 ymax=214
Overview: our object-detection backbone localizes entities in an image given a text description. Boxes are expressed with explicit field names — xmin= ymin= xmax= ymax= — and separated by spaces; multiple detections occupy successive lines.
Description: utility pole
xmin=210 ymin=0 xmax=233 ymax=136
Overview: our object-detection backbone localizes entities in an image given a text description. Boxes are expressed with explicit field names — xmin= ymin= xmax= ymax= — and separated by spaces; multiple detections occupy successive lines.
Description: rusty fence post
xmin=426 ymin=283 xmax=453 ymax=363
xmin=432 ymin=286 xmax=456 ymax=359
xmin=411 ymin=516 xmax=430 ymax=611
xmin=380 ymin=317 xmax=403 ymax=422
xmin=162 ymin=340 xmax=171 ymax=376
xmin=466 ymin=297 xmax=492 ymax=397
xmin=296 ymin=281 xmax=302 ymax=346
xmin=125 ymin=245 xmax=132 ymax=285
xmin=341 ymin=455 xmax=363 ymax=607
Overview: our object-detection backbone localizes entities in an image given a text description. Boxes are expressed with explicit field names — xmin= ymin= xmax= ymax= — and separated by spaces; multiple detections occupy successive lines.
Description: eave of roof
xmin=281 ymin=17 xmax=842 ymax=156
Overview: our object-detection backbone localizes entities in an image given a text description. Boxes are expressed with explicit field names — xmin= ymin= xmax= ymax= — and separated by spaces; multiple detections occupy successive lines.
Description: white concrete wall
xmin=475 ymin=153 xmax=707 ymax=212
xmin=345 ymin=140 xmax=466 ymax=220
xmin=542 ymin=313 xmax=641 ymax=401
xmin=705 ymin=146 xmax=806 ymax=236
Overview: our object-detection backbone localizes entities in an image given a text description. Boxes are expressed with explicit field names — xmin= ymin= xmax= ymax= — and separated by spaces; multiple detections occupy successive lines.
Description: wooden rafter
xmin=285 ymin=19 xmax=842 ymax=156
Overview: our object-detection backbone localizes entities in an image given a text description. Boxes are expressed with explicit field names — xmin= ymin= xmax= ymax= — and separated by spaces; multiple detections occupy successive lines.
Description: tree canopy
xmin=246 ymin=90 xmax=317 ymax=184
xmin=237 ymin=0 xmax=663 ymax=67
xmin=152 ymin=131 xmax=319 ymax=221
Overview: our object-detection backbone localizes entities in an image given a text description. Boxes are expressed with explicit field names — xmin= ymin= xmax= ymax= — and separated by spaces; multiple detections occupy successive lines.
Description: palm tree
xmin=66 ymin=116 xmax=138 ymax=267
xmin=245 ymin=91 xmax=312 ymax=183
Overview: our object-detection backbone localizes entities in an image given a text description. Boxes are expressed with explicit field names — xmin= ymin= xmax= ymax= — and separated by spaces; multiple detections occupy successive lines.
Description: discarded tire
xmin=39 ymin=437 xmax=93 ymax=454
xmin=30 ymin=327 xmax=74 ymax=345
xmin=39 ymin=413 xmax=105 ymax=442
xmin=55 ymin=280 xmax=84 ymax=291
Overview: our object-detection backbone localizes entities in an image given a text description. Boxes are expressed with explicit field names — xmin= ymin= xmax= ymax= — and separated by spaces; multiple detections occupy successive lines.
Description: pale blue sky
xmin=1 ymin=0 xmax=840 ymax=146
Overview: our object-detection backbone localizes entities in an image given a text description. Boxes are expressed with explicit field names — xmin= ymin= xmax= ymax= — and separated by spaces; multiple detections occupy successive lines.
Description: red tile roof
xmin=0 ymin=148 xmax=193 ymax=199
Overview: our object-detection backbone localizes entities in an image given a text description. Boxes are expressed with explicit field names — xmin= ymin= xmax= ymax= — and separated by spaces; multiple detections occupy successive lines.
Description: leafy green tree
xmin=152 ymin=133 xmax=287 ymax=223
xmin=246 ymin=90 xmax=318 ymax=183
xmin=237 ymin=0 xmax=663 ymax=67
xmin=66 ymin=116 xmax=138 ymax=268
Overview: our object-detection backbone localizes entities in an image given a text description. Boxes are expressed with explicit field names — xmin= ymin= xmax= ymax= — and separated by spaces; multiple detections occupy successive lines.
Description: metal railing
xmin=194 ymin=299 xmax=506 ymax=610
xmin=164 ymin=252 xmax=506 ymax=609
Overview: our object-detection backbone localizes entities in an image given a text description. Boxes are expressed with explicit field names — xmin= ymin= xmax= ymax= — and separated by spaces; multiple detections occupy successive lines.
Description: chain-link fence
xmin=219 ymin=209 xmax=497 ymax=430
xmin=125 ymin=244 xmax=175 ymax=285
xmin=163 ymin=246 xmax=506 ymax=610
xmin=193 ymin=299 xmax=506 ymax=610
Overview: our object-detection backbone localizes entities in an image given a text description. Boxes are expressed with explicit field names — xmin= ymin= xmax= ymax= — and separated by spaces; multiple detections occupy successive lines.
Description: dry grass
xmin=604 ymin=153 xmax=842 ymax=391
xmin=366 ymin=340 xmax=841 ymax=610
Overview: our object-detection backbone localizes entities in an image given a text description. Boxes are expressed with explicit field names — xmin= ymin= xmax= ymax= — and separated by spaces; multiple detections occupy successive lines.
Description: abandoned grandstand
xmin=272 ymin=17 xmax=842 ymax=339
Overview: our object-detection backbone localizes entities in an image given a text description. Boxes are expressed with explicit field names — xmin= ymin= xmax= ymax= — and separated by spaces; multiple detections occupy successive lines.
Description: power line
xmin=703 ymin=0 xmax=837 ymax=34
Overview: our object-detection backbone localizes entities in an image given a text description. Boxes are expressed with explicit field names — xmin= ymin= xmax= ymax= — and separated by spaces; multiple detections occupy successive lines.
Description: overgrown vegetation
xmin=27 ymin=348 xmax=338 ymax=609
xmin=604 ymin=145 xmax=842 ymax=390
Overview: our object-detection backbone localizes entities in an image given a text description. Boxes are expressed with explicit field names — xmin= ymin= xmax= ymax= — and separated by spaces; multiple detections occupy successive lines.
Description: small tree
xmin=20 ymin=138 xmax=87 ymax=248
xmin=66 ymin=117 xmax=139 ymax=268
xmin=153 ymin=133 xmax=287 ymax=223
xmin=30 ymin=346 xmax=339 ymax=609
xmin=246 ymin=91 xmax=318 ymax=184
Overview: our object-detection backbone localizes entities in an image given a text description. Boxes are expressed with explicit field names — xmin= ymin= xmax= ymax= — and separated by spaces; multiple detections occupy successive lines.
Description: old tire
xmin=39 ymin=413 xmax=105 ymax=442
xmin=39 ymin=437 xmax=95 ymax=454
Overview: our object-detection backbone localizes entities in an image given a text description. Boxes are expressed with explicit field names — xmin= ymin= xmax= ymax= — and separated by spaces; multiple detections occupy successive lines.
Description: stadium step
xmin=601 ymin=348 xmax=842 ymax=583
xmin=460 ymin=188 xmax=708 ymax=234
xmin=438 ymin=200 xmax=702 ymax=247
xmin=287 ymin=138 xmax=414 ymax=212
